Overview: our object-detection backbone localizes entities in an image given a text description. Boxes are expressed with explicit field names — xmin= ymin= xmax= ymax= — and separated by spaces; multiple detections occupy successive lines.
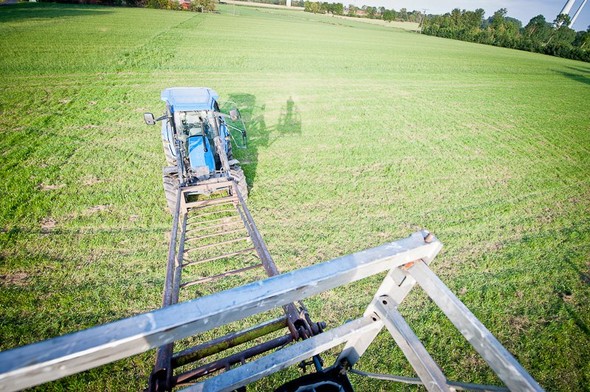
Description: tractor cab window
xmin=188 ymin=123 xmax=203 ymax=137
xmin=178 ymin=111 xmax=217 ymax=144
xmin=179 ymin=111 xmax=204 ymax=136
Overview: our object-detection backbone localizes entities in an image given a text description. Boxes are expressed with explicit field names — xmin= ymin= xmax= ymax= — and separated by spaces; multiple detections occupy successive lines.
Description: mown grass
xmin=0 ymin=3 xmax=589 ymax=391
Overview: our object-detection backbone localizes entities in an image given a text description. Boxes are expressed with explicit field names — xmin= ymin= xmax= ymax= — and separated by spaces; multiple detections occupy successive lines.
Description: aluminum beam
xmin=559 ymin=0 xmax=576 ymax=16
xmin=572 ymin=0 xmax=588 ymax=26
xmin=374 ymin=296 xmax=450 ymax=392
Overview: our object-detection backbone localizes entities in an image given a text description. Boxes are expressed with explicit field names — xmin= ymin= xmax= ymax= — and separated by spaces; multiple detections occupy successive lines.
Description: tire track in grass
xmin=113 ymin=12 xmax=206 ymax=72
xmin=1 ymin=10 xmax=207 ymax=227
xmin=0 ymin=11 xmax=208 ymax=354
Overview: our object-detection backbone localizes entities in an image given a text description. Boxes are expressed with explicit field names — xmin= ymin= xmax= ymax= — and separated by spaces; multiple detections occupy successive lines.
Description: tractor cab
xmin=161 ymin=88 xmax=228 ymax=180
xmin=144 ymin=87 xmax=249 ymax=211
xmin=173 ymin=109 xmax=217 ymax=179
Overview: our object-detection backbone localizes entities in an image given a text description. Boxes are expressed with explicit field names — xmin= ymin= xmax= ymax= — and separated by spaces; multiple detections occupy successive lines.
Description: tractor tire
xmin=163 ymin=172 xmax=179 ymax=214
xmin=230 ymin=166 xmax=248 ymax=199
xmin=162 ymin=138 xmax=177 ymax=166
xmin=227 ymin=141 xmax=233 ymax=161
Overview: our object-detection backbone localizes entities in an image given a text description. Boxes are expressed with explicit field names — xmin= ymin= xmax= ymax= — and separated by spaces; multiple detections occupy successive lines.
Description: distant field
xmin=1 ymin=3 xmax=589 ymax=391
xmin=222 ymin=2 xmax=420 ymax=31
xmin=331 ymin=13 xmax=420 ymax=31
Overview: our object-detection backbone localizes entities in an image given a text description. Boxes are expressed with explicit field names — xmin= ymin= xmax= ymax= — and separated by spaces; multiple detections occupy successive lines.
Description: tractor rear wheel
xmin=163 ymin=172 xmax=179 ymax=214
xmin=162 ymin=138 xmax=177 ymax=166
xmin=230 ymin=166 xmax=248 ymax=199
xmin=227 ymin=141 xmax=233 ymax=161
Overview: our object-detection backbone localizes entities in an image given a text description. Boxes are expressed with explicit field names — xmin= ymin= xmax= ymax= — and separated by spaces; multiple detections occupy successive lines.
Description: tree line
xmin=302 ymin=3 xmax=589 ymax=62
xmin=241 ymin=0 xmax=305 ymax=6
xmin=423 ymin=8 xmax=590 ymax=62
xmin=39 ymin=0 xmax=217 ymax=12
xmin=303 ymin=2 xmax=422 ymax=22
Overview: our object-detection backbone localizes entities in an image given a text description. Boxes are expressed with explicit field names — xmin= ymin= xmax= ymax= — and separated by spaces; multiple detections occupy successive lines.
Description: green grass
xmin=1 ymin=3 xmax=589 ymax=390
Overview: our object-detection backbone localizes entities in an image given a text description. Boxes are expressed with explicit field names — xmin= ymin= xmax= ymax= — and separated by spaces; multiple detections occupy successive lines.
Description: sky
xmin=348 ymin=0 xmax=590 ymax=31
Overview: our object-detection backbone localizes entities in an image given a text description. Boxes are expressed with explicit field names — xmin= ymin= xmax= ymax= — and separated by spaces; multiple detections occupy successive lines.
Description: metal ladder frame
xmin=150 ymin=180 xmax=322 ymax=391
xmin=0 ymin=230 xmax=543 ymax=392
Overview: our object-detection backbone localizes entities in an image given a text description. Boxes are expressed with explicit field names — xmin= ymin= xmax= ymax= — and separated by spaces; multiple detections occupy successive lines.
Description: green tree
xmin=332 ymin=3 xmax=343 ymax=15
xmin=550 ymin=24 xmax=576 ymax=45
xmin=195 ymin=0 xmax=215 ymax=12
xmin=450 ymin=8 xmax=461 ymax=28
xmin=524 ymin=15 xmax=551 ymax=41
xmin=304 ymin=1 xmax=321 ymax=13
xmin=382 ymin=9 xmax=396 ymax=23
xmin=522 ymin=15 xmax=551 ymax=51
xmin=147 ymin=0 xmax=166 ymax=9
xmin=399 ymin=7 xmax=407 ymax=21
xmin=573 ymin=27 xmax=590 ymax=49
xmin=466 ymin=8 xmax=485 ymax=30
xmin=554 ymin=13 xmax=571 ymax=28
xmin=490 ymin=8 xmax=507 ymax=30
xmin=347 ymin=4 xmax=357 ymax=17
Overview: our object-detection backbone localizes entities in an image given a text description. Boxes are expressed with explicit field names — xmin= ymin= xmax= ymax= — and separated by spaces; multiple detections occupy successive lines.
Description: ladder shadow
xmin=222 ymin=94 xmax=302 ymax=193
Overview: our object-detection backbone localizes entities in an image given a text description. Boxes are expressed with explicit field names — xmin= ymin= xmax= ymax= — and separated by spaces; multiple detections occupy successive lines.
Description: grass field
xmin=1 ymin=3 xmax=589 ymax=391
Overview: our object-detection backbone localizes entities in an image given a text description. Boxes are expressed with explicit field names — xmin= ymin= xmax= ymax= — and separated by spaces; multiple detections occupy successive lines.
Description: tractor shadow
xmin=222 ymin=94 xmax=301 ymax=192
xmin=554 ymin=66 xmax=590 ymax=86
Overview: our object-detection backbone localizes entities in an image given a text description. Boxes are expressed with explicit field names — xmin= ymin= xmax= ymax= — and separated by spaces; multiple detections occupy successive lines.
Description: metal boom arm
xmin=0 ymin=231 xmax=542 ymax=392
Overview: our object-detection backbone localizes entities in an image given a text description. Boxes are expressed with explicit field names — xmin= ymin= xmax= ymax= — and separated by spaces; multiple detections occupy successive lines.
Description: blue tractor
xmin=144 ymin=87 xmax=247 ymax=213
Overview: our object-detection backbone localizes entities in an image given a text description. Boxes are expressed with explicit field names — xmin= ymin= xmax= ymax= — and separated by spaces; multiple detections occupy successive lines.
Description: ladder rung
xmin=186 ymin=215 xmax=244 ymax=233
xmin=180 ymin=263 xmax=264 ymax=288
xmin=189 ymin=196 xmax=237 ymax=211
xmin=185 ymin=236 xmax=250 ymax=253
xmin=186 ymin=199 xmax=237 ymax=212
xmin=183 ymin=247 xmax=257 ymax=267
xmin=188 ymin=196 xmax=236 ymax=211
xmin=171 ymin=316 xmax=288 ymax=367
xmin=185 ymin=217 xmax=242 ymax=232
xmin=186 ymin=228 xmax=248 ymax=243
xmin=188 ymin=208 xmax=236 ymax=219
